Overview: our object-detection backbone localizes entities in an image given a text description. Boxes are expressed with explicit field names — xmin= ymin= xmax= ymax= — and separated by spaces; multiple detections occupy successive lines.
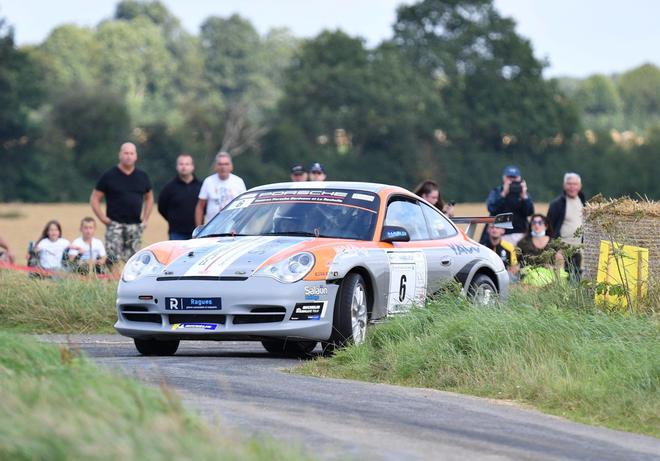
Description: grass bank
xmin=0 ymin=331 xmax=310 ymax=460
xmin=0 ymin=271 xmax=116 ymax=333
xmin=300 ymin=288 xmax=660 ymax=437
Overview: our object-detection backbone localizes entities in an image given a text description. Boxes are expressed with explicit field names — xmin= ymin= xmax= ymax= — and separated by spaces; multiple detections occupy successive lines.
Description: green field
xmin=0 ymin=331 xmax=311 ymax=461
xmin=300 ymin=288 xmax=660 ymax=437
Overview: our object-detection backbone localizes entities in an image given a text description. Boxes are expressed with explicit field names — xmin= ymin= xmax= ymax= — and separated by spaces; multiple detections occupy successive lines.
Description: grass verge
xmin=299 ymin=287 xmax=660 ymax=437
xmin=0 ymin=270 xmax=116 ymax=333
xmin=0 ymin=331 xmax=310 ymax=460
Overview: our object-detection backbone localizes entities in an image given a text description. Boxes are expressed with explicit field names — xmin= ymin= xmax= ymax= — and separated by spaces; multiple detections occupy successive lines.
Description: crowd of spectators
xmin=0 ymin=143 xmax=583 ymax=286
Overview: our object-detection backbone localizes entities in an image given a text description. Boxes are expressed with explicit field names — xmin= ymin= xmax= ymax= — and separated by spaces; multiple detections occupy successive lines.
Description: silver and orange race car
xmin=115 ymin=181 xmax=511 ymax=356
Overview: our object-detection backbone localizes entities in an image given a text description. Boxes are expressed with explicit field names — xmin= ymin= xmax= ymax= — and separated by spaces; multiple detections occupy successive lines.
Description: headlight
xmin=256 ymin=252 xmax=315 ymax=283
xmin=122 ymin=251 xmax=164 ymax=282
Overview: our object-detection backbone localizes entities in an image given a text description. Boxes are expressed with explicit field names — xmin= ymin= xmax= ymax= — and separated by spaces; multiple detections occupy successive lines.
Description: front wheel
xmin=467 ymin=274 xmax=498 ymax=305
xmin=134 ymin=338 xmax=180 ymax=356
xmin=323 ymin=272 xmax=368 ymax=353
xmin=261 ymin=339 xmax=317 ymax=358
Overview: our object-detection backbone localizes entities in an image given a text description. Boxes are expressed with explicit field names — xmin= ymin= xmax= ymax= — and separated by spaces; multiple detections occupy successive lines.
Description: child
xmin=68 ymin=217 xmax=107 ymax=271
xmin=34 ymin=220 xmax=70 ymax=270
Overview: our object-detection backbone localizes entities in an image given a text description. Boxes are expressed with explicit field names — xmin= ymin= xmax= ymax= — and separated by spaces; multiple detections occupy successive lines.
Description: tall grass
xmin=0 ymin=331 xmax=311 ymax=460
xmin=0 ymin=271 xmax=116 ymax=333
xmin=300 ymin=286 xmax=660 ymax=437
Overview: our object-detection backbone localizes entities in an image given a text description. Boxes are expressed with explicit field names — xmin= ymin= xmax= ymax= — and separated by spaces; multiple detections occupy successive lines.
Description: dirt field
xmin=0 ymin=202 xmax=547 ymax=265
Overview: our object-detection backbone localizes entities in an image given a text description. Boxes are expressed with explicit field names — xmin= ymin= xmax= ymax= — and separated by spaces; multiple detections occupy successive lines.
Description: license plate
xmin=165 ymin=297 xmax=222 ymax=310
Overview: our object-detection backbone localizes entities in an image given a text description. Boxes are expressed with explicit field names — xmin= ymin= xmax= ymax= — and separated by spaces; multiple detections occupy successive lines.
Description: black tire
xmin=134 ymin=338 xmax=180 ymax=356
xmin=322 ymin=272 xmax=368 ymax=354
xmin=467 ymin=273 xmax=498 ymax=305
xmin=261 ymin=339 xmax=318 ymax=358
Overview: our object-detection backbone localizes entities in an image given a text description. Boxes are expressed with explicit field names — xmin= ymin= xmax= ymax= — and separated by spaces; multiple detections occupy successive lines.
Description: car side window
xmin=421 ymin=203 xmax=458 ymax=239
xmin=384 ymin=199 xmax=430 ymax=241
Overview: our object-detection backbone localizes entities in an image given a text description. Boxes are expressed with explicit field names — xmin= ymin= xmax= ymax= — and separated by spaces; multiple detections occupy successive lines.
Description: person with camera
xmin=485 ymin=165 xmax=534 ymax=245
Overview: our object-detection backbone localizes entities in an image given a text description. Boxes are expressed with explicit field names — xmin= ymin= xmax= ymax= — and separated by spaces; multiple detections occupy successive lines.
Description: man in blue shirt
xmin=484 ymin=165 xmax=534 ymax=246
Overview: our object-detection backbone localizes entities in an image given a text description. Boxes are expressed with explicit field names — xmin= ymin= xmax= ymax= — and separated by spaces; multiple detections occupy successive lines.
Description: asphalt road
xmin=40 ymin=335 xmax=660 ymax=461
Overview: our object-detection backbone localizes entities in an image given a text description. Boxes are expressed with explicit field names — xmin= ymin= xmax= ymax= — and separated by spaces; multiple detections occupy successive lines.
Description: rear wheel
xmin=134 ymin=338 xmax=180 ymax=356
xmin=322 ymin=272 xmax=368 ymax=354
xmin=467 ymin=274 xmax=498 ymax=305
xmin=261 ymin=339 xmax=317 ymax=358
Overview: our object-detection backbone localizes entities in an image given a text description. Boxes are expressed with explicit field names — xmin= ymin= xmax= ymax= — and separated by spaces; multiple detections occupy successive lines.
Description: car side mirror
xmin=191 ymin=225 xmax=203 ymax=239
xmin=381 ymin=225 xmax=410 ymax=243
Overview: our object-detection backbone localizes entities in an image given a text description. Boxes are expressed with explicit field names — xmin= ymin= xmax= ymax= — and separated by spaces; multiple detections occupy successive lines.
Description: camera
xmin=509 ymin=180 xmax=522 ymax=196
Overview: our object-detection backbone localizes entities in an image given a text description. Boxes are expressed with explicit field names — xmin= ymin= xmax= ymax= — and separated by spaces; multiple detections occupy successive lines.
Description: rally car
xmin=115 ymin=182 xmax=510 ymax=356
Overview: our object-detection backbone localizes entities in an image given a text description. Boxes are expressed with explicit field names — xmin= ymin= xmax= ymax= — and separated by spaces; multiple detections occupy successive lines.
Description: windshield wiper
xmin=262 ymin=231 xmax=336 ymax=238
xmin=201 ymin=232 xmax=252 ymax=238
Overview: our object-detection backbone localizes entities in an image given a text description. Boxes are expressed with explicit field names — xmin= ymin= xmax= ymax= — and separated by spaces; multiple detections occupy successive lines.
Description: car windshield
xmin=198 ymin=188 xmax=380 ymax=241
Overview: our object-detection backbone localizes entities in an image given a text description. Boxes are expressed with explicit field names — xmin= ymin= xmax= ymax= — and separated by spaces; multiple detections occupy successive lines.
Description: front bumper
xmin=114 ymin=276 xmax=337 ymax=341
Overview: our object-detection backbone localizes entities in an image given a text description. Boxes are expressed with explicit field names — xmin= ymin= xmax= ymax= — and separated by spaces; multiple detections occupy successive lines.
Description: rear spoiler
xmin=451 ymin=213 xmax=513 ymax=240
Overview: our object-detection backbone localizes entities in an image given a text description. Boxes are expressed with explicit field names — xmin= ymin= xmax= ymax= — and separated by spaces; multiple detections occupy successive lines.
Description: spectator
xmin=547 ymin=172 xmax=585 ymax=278
xmin=290 ymin=164 xmax=308 ymax=182
xmin=90 ymin=142 xmax=153 ymax=265
xmin=158 ymin=154 xmax=202 ymax=240
xmin=484 ymin=223 xmax=519 ymax=278
xmin=195 ymin=151 xmax=246 ymax=225
xmin=485 ymin=165 xmax=534 ymax=245
xmin=308 ymin=163 xmax=327 ymax=181
xmin=516 ymin=214 xmax=566 ymax=286
xmin=0 ymin=234 xmax=15 ymax=263
xmin=68 ymin=217 xmax=107 ymax=272
xmin=413 ymin=180 xmax=455 ymax=217
xmin=34 ymin=220 xmax=70 ymax=270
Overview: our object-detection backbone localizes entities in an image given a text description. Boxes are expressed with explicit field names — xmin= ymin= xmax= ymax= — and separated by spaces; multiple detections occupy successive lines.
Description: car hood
xmin=146 ymin=236 xmax=314 ymax=278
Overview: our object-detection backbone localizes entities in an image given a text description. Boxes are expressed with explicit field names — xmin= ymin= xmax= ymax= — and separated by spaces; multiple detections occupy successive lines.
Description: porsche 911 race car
xmin=115 ymin=182 xmax=511 ymax=356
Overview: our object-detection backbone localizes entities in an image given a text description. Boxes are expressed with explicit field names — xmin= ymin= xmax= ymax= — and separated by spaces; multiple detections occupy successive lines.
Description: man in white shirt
xmin=195 ymin=151 xmax=246 ymax=225
xmin=547 ymin=172 xmax=586 ymax=280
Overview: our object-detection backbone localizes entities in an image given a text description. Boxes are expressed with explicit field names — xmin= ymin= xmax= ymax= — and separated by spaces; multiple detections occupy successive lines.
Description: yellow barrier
xmin=595 ymin=240 xmax=649 ymax=310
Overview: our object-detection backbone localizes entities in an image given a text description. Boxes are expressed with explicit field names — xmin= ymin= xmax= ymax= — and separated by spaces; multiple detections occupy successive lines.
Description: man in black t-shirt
xmin=158 ymin=154 xmax=201 ymax=240
xmin=90 ymin=142 xmax=153 ymax=265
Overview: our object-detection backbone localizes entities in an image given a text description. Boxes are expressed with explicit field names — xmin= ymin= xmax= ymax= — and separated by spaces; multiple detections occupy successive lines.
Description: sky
xmin=1 ymin=0 xmax=658 ymax=77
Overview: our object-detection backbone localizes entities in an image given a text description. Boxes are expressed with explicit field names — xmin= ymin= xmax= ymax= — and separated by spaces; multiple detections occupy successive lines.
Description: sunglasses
xmin=531 ymin=219 xmax=545 ymax=225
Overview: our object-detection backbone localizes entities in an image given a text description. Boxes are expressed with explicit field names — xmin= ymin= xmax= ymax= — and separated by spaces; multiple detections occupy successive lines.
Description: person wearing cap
xmin=484 ymin=165 xmax=534 ymax=245
xmin=309 ymin=163 xmax=327 ymax=181
xmin=290 ymin=164 xmax=308 ymax=182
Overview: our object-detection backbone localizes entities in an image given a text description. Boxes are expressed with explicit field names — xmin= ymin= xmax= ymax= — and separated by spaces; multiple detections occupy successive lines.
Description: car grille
xmin=168 ymin=314 xmax=227 ymax=324
xmin=124 ymin=313 xmax=161 ymax=323
xmin=233 ymin=307 xmax=286 ymax=325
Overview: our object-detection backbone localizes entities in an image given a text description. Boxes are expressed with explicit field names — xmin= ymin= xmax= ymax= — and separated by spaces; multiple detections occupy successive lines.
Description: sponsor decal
xmin=386 ymin=229 xmax=408 ymax=239
xmin=448 ymin=243 xmax=481 ymax=256
xmin=166 ymin=297 xmax=222 ymax=310
xmin=171 ymin=323 xmax=218 ymax=331
xmin=247 ymin=189 xmax=380 ymax=212
xmin=291 ymin=301 xmax=327 ymax=321
xmin=304 ymin=285 xmax=329 ymax=300
xmin=351 ymin=192 xmax=375 ymax=202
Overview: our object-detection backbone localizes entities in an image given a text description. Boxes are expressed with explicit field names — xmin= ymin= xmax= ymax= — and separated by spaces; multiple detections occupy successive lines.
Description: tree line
xmin=1 ymin=0 xmax=658 ymax=203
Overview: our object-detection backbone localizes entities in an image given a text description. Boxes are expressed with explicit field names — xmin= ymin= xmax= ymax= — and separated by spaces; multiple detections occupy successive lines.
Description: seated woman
xmin=516 ymin=214 xmax=567 ymax=286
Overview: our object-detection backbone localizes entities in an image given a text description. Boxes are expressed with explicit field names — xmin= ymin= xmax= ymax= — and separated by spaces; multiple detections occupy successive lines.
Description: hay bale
xmin=582 ymin=196 xmax=660 ymax=280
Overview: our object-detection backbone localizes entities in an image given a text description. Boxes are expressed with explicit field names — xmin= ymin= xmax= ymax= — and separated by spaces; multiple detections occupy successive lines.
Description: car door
xmin=382 ymin=197 xmax=445 ymax=313
xmin=419 ymin=202 xmax=461 ymax=291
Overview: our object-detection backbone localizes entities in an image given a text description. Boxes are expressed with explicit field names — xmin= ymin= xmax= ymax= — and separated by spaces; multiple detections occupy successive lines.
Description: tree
xmin=618 ymin=63 xmax=660 ymax=128
xmin=0 ymin=18 xmax=45 ymax=200
xmin=392 ymin=0 xmax=579 ymax=151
